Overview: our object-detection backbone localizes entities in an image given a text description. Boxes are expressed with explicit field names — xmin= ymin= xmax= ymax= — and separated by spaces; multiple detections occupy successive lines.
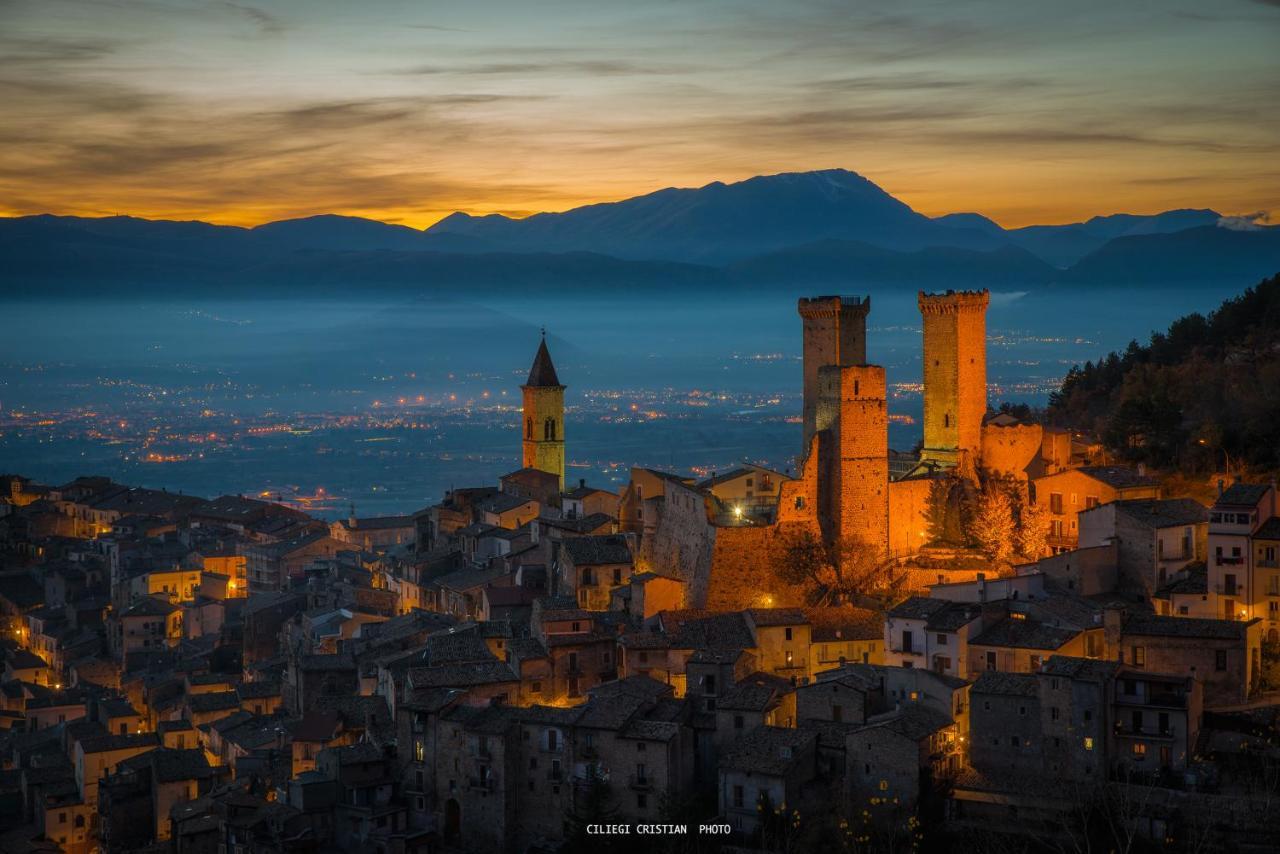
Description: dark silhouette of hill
xmin=1049 ymin=272 xmax=1280 ymax=470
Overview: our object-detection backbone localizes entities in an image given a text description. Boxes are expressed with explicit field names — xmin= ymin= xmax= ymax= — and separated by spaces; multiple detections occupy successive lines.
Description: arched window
xmin=544 ymin=418 xmax=556 ymax=441
xmin=526 ymin=418 xmax=534 ymax=440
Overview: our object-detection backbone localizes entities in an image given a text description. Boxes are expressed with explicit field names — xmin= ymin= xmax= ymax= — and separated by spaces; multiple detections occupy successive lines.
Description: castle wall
xmin=888 ymin=478 xmax=933 ymax=558
xmin=919 ymin=290 xmax=989 ymax=468
xmin=981 ymin=422 xmax=1044 ymax=481
xmin=636 ymin=481 xmax=716 ymax=607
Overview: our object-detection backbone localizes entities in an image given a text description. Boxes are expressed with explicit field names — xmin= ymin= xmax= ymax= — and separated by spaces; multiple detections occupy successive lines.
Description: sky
xmin=1 ymin=0 xmax=1278 ymax=229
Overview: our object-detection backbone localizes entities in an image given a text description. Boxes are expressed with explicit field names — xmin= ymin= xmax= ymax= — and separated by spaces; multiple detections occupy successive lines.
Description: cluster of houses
xmin=2 ymin=463 xmax=1279 ymax=853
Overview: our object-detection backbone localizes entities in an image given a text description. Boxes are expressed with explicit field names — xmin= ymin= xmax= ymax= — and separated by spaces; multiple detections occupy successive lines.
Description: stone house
xmin=557 ymin=534 xmax=635 ymax=610
xmin=719 ymin=726 xmax=818 ymax=835
xmin=1078 ymin=498 xmax=1208 ymax=597
xmin=1032 ymin=466 xmax=1160 ymax=552
xmin=1112 ymin=610 xmax=1261 ymax=707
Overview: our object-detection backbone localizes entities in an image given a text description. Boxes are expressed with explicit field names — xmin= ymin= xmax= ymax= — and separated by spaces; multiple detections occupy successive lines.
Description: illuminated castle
xmin=521 ymin=332 xmax=566 ymax=490
xmin=796 ymin=290 xmax=992 ymax=559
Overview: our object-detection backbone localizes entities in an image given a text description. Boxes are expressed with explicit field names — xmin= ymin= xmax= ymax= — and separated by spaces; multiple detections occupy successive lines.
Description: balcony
xmin=1115 ymin=691 xmax=1187 ymax=709
xmin=1215 ymin=556 xmax=1245 ymax=567
xmin=467 ymin=777 xmax=494 ymax=792
xmin=1113 ymin=725 xmax=1174 ymax=741
xmin=547 ymin=767 xmax=564 ymax=782
xmin=629 ymin=773 xmax=653 ymax=790
xmin=1215 ymin=583 xmax=1243 ymax=595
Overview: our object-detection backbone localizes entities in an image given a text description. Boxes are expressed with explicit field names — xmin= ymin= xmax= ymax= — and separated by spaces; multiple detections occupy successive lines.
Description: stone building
xmin=521 ymin=334 xmax=566 ymax=491
xmin=1078 ymin=498 xmax=1208 ymax=597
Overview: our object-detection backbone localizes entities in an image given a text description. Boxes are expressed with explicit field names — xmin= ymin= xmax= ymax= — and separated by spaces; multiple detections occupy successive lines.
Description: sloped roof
xmin=525 ymin=336 xmax=562 ymax=387
xmin=1215 ymin=482 xmax=1271 ymax=508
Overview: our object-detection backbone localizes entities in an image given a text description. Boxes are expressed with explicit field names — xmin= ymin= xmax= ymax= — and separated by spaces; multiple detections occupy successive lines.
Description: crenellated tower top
xmin=798 ymin=295 xmax=871 ymax=319
xmin=917 ymin=289 xmax=990 ymax=315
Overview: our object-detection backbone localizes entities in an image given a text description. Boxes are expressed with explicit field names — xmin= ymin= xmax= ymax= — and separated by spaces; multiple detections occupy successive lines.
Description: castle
xmin=526 ymin=293 xmax=1057 ymax=609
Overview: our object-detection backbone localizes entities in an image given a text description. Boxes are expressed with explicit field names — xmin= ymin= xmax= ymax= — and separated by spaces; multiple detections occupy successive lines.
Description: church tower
xmin=919 ymin=289 xmax=989 ymax=470
xmin=521 ymin=332 xmax=565 ymax=490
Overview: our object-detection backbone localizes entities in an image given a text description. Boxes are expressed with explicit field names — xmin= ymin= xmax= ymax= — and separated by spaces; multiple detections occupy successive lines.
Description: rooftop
xmin=1074 ymin=466 xmax=1159 ymax=490
xmin=1215 ymin=482 xmax=1271 ymax=508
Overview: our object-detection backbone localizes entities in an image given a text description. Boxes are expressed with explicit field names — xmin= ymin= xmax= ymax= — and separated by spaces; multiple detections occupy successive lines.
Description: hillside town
xmin=3 ymin=291 xmax=1279 ymax=854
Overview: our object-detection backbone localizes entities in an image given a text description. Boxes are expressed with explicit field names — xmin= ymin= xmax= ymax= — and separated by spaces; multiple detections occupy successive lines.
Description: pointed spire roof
xmin=525 ymin=333 xmax=562 ymax=387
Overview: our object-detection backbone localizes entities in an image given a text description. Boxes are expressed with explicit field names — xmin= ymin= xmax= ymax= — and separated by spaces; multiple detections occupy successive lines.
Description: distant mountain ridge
xmin=1 ymin=170 xmax=1276 ymax=297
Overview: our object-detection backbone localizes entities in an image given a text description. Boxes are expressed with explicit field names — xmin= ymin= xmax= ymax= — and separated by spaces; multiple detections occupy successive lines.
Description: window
xmin=833 ymin=704 xmax=843 ymax=722
xmin=414 ymin=739 xmax=424 ymax=762
xmin=1083 ymin=737 xmax=1094 ymax=751
xmin=636 ymin=741 xmax=646 ymax=753
xmin=1012 ymin=736 xmax=1021 ymax=747
xmin=1050 ymin=493 xmax=1064 ymax=514
xmin=732 ymin=785 xmax=744 ymax=808
xmin=936 ymin=633 xmax=947 ymax=646
xmin=785 ymin=650 xmax=793 ymax=666
xmin=1050 ymin=707 xmax=1059 ymax=721
xmin=733 ymin=715 xmax=744 ymax=730
xmin=784 ymin=627 xmax=793 ymax=641
xmin=901 ymin=630 xmax=914 ymax=653
xmin=1018 ymin=705 xmax=1026 ymax=716
xmin=986 ymin=651 xmax=996 ymax=671
xmin=637 ymin=793 xmax=648 ymax=809
xmin=1132 ymin=743 xmax=1147 ymax=759
xmin=1132 ymin=646 xmax=1145 ymax=668
xmin=879 ymin=780 xmax=889 ymax=791
xmin=1216 ymin=650 xmax=1228 ymax=671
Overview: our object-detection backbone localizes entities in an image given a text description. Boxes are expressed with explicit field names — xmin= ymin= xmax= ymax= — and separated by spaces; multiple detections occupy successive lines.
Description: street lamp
xmin=1197 ymin=438 xmax=1231 ymax=479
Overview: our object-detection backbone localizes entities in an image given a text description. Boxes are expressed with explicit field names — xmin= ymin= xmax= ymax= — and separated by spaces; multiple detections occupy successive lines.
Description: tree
xmin=1015 ymin=497 xmax=1051 ymax=560
xmin=776 ymin=528 xmax=892 ymax=605
xmin=970 ymin=485 xmax=1015 ymax=563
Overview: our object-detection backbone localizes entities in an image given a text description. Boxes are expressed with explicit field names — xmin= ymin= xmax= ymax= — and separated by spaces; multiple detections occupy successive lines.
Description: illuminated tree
xmin=1015 ymin=498 xmax=1051 ymax=559
xmin=970 ymin=485 xmax=1015 ymax=563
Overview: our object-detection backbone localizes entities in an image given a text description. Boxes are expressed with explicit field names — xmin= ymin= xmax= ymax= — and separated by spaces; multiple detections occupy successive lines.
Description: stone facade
xmin=919 ymin=290 xmax=989 ymax=469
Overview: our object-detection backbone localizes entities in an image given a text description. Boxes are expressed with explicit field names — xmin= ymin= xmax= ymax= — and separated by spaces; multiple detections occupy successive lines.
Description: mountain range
xmin=2 ymin=169 xmax=1277 ymax=297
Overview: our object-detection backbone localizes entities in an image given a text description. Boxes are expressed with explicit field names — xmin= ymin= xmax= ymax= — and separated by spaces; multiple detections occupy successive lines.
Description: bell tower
xmin=521 ymin=331 xmax=566 ymax=490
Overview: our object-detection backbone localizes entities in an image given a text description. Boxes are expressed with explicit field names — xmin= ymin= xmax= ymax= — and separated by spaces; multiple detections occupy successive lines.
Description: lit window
xmin=1083 ymin=737 xmax=1094 ymax=751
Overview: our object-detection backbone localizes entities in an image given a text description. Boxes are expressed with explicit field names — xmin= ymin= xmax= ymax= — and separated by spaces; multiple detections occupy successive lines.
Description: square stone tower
xmin=815 ymin=364 xmax=889 ymax=556
xmin=798 ymin=296 xmax=870 ymax=452
xmin=918 ymin=289 xmax=989 ymax=469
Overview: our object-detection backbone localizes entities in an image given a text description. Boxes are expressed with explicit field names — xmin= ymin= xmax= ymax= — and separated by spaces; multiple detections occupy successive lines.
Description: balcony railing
xmin=629 ymin=774 xmax=654 ymax=790
xmin=467 ymin=777 xmax=494 ymax=792
xmin=1216 ymin=556 xmax=1245 ymax=566
xmin=1215 ymin=583 xmax=1243 ymax=595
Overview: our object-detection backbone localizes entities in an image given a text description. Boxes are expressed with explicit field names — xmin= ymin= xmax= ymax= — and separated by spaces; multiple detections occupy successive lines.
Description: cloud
xmin=1218 ymin=211 xmax=1272 ymax=230
xmin=397 ymin=59 xmax=699 ymax=77
xmin=217 ymin=1 xmax=286 ymax=36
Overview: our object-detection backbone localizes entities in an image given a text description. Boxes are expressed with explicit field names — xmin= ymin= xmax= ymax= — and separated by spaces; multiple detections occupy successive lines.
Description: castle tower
xmin=521 ymin=332 xmax=565 ymax=490
xmin=815 ymin=364 xmax=889 ymax=555
xmin=798 ymin=296 xmax=870 ymax=453
xmin=918 ymin=289 xmax=989 ymax=469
